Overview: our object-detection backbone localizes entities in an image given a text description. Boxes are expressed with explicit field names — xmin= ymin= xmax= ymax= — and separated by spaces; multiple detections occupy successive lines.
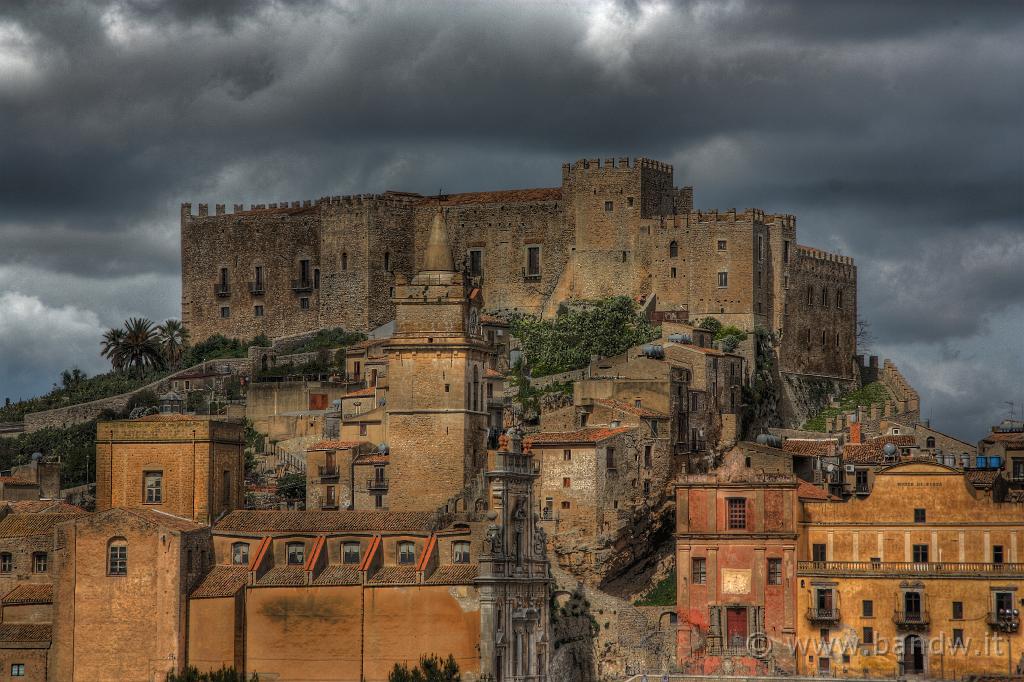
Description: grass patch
xmin=802 ymin=381 xmax=892 ymax=431
xmin=635 ymin=570 xmax=676 ymax=606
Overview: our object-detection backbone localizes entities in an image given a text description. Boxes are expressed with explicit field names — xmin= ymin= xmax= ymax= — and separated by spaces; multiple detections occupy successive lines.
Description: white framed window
xmin=717 ymin=272 xmax=728 ymax=288
xmin=108 ymin=538 xmax=127 ymax=576
xmin=144 ymin=471 xmax=163 ymax=504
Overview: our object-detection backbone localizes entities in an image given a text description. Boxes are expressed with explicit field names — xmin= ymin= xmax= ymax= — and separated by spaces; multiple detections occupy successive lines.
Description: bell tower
xmin=384 ymin=207 xmax=491 ymax=512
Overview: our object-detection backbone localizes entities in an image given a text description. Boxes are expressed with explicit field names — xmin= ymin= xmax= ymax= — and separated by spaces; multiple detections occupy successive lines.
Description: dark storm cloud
xmin=1 ymin=0 xmax=1022 ymax=438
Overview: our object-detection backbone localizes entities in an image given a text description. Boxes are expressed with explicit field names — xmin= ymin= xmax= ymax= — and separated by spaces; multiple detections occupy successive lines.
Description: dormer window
xmin=398 ymin=541 xmax=416 ymax=565
xmin=287 ymin=542 xmax=305 ymax=565
xmin=453 ymin=541 xmax=471 ymax=564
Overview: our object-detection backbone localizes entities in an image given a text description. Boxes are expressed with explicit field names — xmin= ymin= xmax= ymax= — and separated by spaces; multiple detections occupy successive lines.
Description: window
xmin=821 ymin=329 xmax=827 ymax=347
xmin=254 ymin=265 xmax=263 ymax=288
xmin=144 ymin=471 xmax=163 ymax=504
xmin=993 ymin=545 xmax=1004 ymax=564
xmin=670 ymin=267 xmax=677 ymax=278
xmin=300 ymin=297 xmax=310 ymax=310
xmin=526 ymin=246 xmax=541 ymax=277
xmin=604 ymin=200 xmax=613 ymax=212
xmin=863 ymin=600 xmax=873 ymax=617
xmin=806 ymin=285 xmax=814 ymax=305
xmin=914 ymin=508 xmax=926 ymax=523
xmin=359 ymin=423 xmax=368 ymax=437
xmin=453 ymin=541 xmax=471 ymax=564
xmin=767 ymin=558 xmax=782 ymax=585
xmin=691 ymin=557 xmax=706 ymax=584
xmin=952 ymin=601 xmax=963 ymax=619
xmin=690 ymin=393 xmax=698 ymax=411
xmin=952 ymin=628 xmax=965 ymax=649
xmin=561 ymin=500 xmax=570 ymax=510
xmin=232 ymin=542 xmax=249 ymax=566
xmin=343 ymin=542 xmax=361 ymax=565
xmin=220 ymin=306 xmax=230 ymax=318
xmin=313 ymin=268 xmax=320 ymax=289
xmin=812 ymin=543 xmax=827 ymax=562
xmin=783 ymin=240 xmax=790 ymax=263
xmin=820 ymin=287 xmax=828 ymax=307
xmin=286 ymin=542 xmax=305 ymax=565
xmin=855 ymin=469 xmax=869 ymax=492
xmin=563 ymin=477 xmax=571 ymax=488
xmin=717 ymin=240 xmax=726 ymax=251
xmin=383 ymin=252 xmax=391 ymax=271
xmin=32 ymin=552 xmax=46 ymax=573
xmin=862 ymin=626 xmax=874 ymax=645
xmin=563 ymin=449 xmax=571 ymax=461
xmin=254 ymin=305 xmax=264 ymax=317
xmin=627 ymin=197 xmax=634 ymax=207
xmin=398 ymin=541 xmax=416 ymax=565
xmin=374 ymin=494 xmax=383 ymax=509
xmin=727 ymin=498 xmax=746 ymax=529
xmin=669 ymin=241 xmax=678 ymax=258
xmin=757 ymin=234 xmax=764 ymax=261
xmin=341 ymin=252 xmax=348 ymax=270
xmin=925 ymin=436 xmax=936 ymax=448
xmin=643 ymin=479 xmax=651 ymax=495
xmin=836 ymin=288 xmax=843 ymax=308
xmin=644 ymin=445 xmax=652 ymax=468
xmin=649 ymin=420 xmax=658 ymax=437
xmin=469 ymin=250 xmax=483 ymax=278
xmin=0 ymin=553 xmax=11 ymax=573
xmin=108 ymin=539 xmax=127 ymax=576
xmin=912 ymin=544 xmax=929 ymax=562
xmin=299 ymin=258 xmax=311 ymax=284
xmin=11 ymin=664 xmax=24 ymax=677
xmin=717 ymin=271 xmax=728 ymax=288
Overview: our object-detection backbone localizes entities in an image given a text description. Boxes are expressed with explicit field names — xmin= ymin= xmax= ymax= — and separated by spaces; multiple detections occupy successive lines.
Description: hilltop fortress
xmin=181 ymin=156 xmax=857 ymax=380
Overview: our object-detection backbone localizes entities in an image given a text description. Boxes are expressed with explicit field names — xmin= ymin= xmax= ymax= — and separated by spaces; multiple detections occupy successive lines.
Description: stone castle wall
xmin=181 ymin=156 xmax=857 ymax=379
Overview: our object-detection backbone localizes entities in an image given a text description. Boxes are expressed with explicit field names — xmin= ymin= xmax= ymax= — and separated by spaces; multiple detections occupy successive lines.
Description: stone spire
xmin=422 ymin=207 xmax=455 ymax=272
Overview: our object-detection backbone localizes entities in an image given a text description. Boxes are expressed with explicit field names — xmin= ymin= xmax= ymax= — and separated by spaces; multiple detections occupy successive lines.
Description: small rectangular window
xmin=670 ymin=267 xmax=677 ymax=279
xmin=108 ymin=544 xmax=127 ymax=575
xmin=812 ymin=544 xmax=827 ymax=562
xmin=526 ymin=246 xmax=541 ymax=277
xmin=343 ymin=542 xmax=361 ymax=565
xmin=0 ymin=553 xmax=11 ymax=573
xmin=993 ymin=545 xmax=1004 ymax=564
xmin=300 ymin=297 xmax=310 ymax=310
xmin=912 ymin=544 xmax=929 ymax=562
xmin=717 ymin=240 xmax=727 ymax=251
xmin=232 ymin=543 xmax=249 ymax=566
xmin=469 ymin=250 xmax=483 ymax=278
xmin=287 ymin=543 xmax=305 ymax=565
xmin=453 ymin=541 xmax=471 ymax=564
xmin=561 ymin=500 xmax=570 ymax=510
xmin=783 ymin=240 xmax=790 ymax=263
xmin=952 ymin=601 xmax=963 ymax=619
xmin=11 ymin=664 xmax=25 ymax=677
xmin=220 ymin=306 xmax=230 ymax=318
xmin=914 ymin=508 xmax=926 ymax=523
xmin=727 ymin=498 xmax=746 ymax=529
xmin=767 ymin=558 xmax=782 ymax=585
xmin=563 ymin=449 xmax=571 ymax=461
xmin=144 ymin=471 xmax=163 ymax=504
xmin=254 ymin=305 xmax=264 ymax=317
xmin=604 ymin=200 xmax=613 ymax=212
xmin=691 ymin=557 xmax=706 ymax=584
xmin=605 ymin=447 xmax=615 ymax=470
xmin=398 ymin=542 xmax=416 ymax=565
xmin=863 ymin=600 xmax=873 ymax=617
xmin=32 ymin=553 xmax=47 ymax=573
xmin=717 ymin=271 xmax=728 ymax=288
xmin=862 ymin=626 xmax=873 ymax=645
xmin=563 ymin=477 xmax=571 ymax=488
xmin=952 ymin=628 xmax=965 ymax=649
xmin=359 ymin=423 xmax=368 ymax=437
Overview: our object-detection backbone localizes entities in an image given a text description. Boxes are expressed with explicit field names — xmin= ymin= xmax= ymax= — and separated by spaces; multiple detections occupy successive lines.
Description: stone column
xmin=783 ymin=546 xmax=795 ymax=633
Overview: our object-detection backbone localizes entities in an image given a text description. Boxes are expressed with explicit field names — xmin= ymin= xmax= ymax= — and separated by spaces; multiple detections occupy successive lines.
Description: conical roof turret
xmin=422 ymin=207 xmax=455 ymax=273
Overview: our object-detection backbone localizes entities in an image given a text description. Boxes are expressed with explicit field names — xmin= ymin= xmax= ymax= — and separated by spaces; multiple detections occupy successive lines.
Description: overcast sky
xmin=1 ymin=0 xmax=1021 ymax=440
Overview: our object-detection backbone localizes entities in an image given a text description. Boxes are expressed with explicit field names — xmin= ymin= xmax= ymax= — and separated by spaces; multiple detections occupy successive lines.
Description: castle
xmin=181 ymin=156 xmax=857 ymax=380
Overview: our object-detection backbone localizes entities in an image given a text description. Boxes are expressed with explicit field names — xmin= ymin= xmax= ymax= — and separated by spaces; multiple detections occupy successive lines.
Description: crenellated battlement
xmin=561 ymin=156 xmax=673 ymax=175
xmin=796 ymin=245 xmax=854 ymax=266
xmin=180 ymin=191 xmax=424 ymax=221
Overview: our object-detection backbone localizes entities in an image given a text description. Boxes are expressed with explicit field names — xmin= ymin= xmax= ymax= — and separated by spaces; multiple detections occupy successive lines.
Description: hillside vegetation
xmin=802 ymin=381 xmax=891 ymax=431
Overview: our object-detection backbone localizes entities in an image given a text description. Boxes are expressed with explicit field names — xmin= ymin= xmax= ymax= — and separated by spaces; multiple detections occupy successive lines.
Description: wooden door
xmin=726 ymin=607 xmax=747 ymax=649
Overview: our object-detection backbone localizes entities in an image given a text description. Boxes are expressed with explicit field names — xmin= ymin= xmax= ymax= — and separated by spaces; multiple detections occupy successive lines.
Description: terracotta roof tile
xmin=307 ymin=440 xmax=363 ymax=451
xmin=0 ymin=512 xmax=83 ymax=538
xmin=796 ymin=479 xmax=833 ymax=501
xmin=485 ymin=368 xmax=505 ymax=379
xmin=868 ymin=434 xmax=917 ymax=447
xmin=7 ymin=500 xmax=83 ymax=514
xmin=423 ymin=187 xmax=562 ymax=206
xmin=313 ymin=565 xmax=361 ymax=586
xmin=594 ymin=399 xmax=669 ymax=420
xmin=255 ymin=566 xmax=306 ymax=587
xmin=480 ymin=314 xmax=508 ymax=326
xmin=0 ymin=623 xmax=51 ymax=643
xmin=424 ymin=564 xmax=478 ymax=585
xmin=368 ymin=565 xmax=417 ymax=585
xmin=2 ymin=584 xmax=52 ymax=605
xmin=120 ymin=508 xmax=205 ymax=532
xmin=524 ymin=426 xmax=634 ymax=446
xmin=215 ymin=510 xmax=438 ymax=534
xmin=353 ymin=451 xmax=389 ymax=465
xmin=191 ymin=565 xmax=248 ymax=598
xmin=843 ymin=442 xmax=883 ymax=465
xmin=984 ymin=431 xmax=1024 ymax=445
xmin=784 ymin=439 xmax=838 ymax=457
xmin=345 ymin=386 xmax=377 ymax=398
xmin=0 ymin=476 xmax=36 ymax=485
xmin=137 ymin=413 xmax=196 ymax=421
xmin=966 ymin=470 xmax=1000 ymax=488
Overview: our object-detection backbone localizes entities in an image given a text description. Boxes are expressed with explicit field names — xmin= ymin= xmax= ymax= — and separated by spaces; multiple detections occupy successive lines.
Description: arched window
xmin=669 ymin=241 xmax=678 ymax=258
xmin=108 ymin=538 xmax=127 ymax=576
xmin=453 ymin=541 xmax=471 ymax=564
xmin=926 ymin=437 xmax=936 ymax=449
xmin=821 ymin=286 xmax=829 ymax=307
xmin=231 ymin=542 xmax=249 ymax=566
xmin=0 ymin=552 xmax=12 ymax=573
xmin=398 ymin=541 xmax=416 ymax=565
xmin=836 ymin=288 xmax=843 ymax=309
xmin=341 ymin=252 xmax=348 ymax=271
xmin=383 ymin=252 xmax=391 ymax=271
xmin=286 ymin=542 xmax=305 ymax=565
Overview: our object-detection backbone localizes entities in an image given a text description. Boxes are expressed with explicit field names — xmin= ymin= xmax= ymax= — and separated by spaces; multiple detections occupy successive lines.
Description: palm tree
xmin=115 ymin=318 xmax=165 ymax=377
xmin=60 ymin=368 xmax=87 ymax=391
xmin=101 ymin=327 xmax=127 ymax=371
xmin=156 ymin=319 xmax=190 ymax=370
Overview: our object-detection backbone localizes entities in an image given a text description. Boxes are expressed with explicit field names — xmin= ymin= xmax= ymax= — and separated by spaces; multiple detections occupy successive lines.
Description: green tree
xmin=276 ymin=472 xmax=306 ymax=501
xmin=60 ymin=368 xmax=87 ymax=391
xmin=166 ymin=665 xmax=257 ymax=682
xmin=157 ymin=319 xmax=191 ymax=369
xmin=388 ymin=654 xmax=460 ymax=682
xmin=101 ymin=327 xmax=127 ymax=371
xmin=116 ymin=318 xmax=165 ymax=377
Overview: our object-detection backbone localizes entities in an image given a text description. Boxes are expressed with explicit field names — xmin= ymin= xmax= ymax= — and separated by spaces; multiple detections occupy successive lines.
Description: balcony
xmin=249 ymin=281 xmax=265 ymax=296
xmin=893 ymin=610 xmax=930 ymax=630
xmin=318 ymin=465 xmax=339 ymax=479
xmin=214 ymin=283 xmax=231 ymax=297
xmin=291 ymin=278 xmax=314 ymax=292
xmin=541 ymin=507 xmax=555 ymax=521
xmin=987 ymin=611 xmax=1020 ymax=633
xmin=367 ymin=477 xmax=389 ymax=491
xmin=806 ymin=607 xmax=841 ymax=624
xmin=798 ymin=560 xmax=1024 ymax=577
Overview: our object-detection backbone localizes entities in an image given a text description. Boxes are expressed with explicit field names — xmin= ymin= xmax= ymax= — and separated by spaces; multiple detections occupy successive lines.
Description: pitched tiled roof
xmin=868 ymin=434 xmax=917 ymax=447
xmin=255 ymin=565 xmax=306 ymax=587
xmin=191 ymin=565 xmax=249 ymax=598
xmin=137 ymin=413 xmax=196 ymax=421
xmin=313 ymin=565 xmax=361 ymax=586
xmin=524 ymin=426 xmax=634 ymax=446
xmin=0 ymin=512 xmax=82 ymax=538
xmin=0 ymin=623 xmax=51 ymax=643
xmin=0 ymin=476 xmax=36 ymax=485
xmin=215 ymin=510 xmax=437 ymax=534
xmin=594 ymin=399 xmax=668 ymax=420
xmin=424 ymin=564 xmax=479 ymax=585
xmin=485 ymin=368 xmax=505 ymax=379
xmin=423 ymin=187 xmax=562 ymax=206
xmin=2 ymin=584 xmax=53 ymax=605
xmin=7 ymin=500 xmax=82 ymax=514
xmin=796 ymin=480 xmax=833 ymax=501
xmin=784 ymin=439 xmax=838 ymax=457
xmin=966 ymin=470 xmax=1000 ymax=488
xmin=984 ymin=431 xmax=1024 ymax=446
xmin=353 ymin=451 xmax=389 ymax=465
xmin=367 ymin=565 xmax=417 ymax=585
xmin=480 ymin=314 xmax=508 ymax=326
xmin=345 ymin=386 xmax=376 ymax=398
xmin=121 ymin=508 xmax=205 ymax=532
xmin=307 ymin=440 xmax=363 ymax=451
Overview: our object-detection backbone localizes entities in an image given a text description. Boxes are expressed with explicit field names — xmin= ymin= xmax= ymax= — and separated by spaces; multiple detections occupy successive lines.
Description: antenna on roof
xmin=1007 ymin=401 xmax=1016 ymax=420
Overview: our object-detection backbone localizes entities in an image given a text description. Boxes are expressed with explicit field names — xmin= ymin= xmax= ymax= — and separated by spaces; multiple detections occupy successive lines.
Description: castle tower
xmin=384 ymin=208 xmax=491 ymax=512
xmin=479 ymin=428 xmax=551 ymax=682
